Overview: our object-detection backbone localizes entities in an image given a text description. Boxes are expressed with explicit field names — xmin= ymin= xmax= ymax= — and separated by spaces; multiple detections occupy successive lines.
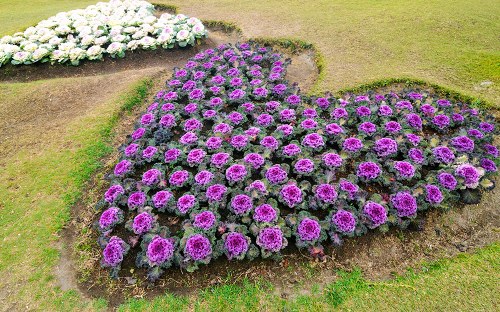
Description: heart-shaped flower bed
xmin=96 ymin=42 xmax=498 ymax=280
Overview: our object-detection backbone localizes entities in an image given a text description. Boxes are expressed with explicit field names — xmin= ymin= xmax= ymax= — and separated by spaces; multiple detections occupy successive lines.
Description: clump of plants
xmin=95 ymin=42 xmax=498 ymax=279
xmin=0 ymin=0 xmax=207 ymax=67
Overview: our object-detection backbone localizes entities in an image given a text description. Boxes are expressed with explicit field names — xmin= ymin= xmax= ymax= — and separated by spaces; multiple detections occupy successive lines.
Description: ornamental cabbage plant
xmin=0 ymin=0 xmax=207 ymax=67
xmin=95 ymin=42 xmax=499 ymax=280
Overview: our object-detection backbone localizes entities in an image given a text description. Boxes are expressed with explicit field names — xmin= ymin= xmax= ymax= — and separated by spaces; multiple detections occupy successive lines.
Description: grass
xmin=0 ymin=0 xmax=499 ymax=311
xmin=0 ymin=76 xmax=154 ymax=310
xmin=117 ymin=244 xmax=500 ymax=311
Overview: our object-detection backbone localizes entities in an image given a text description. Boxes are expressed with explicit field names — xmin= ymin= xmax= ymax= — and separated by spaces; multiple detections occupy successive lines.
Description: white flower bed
xmin=0 ymin=0 xmax=207 ymax=66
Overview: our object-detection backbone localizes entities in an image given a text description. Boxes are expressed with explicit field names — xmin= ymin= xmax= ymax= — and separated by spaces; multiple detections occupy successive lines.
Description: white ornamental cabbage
xmin=0 ymin=0 xmax=208 ymax=67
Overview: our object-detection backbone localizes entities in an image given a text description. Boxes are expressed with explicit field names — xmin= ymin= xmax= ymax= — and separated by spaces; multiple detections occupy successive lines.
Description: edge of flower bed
xmin=59 ymin=76 xmax=157 ymax=295
xmin=336 ymin=77 xmax=497 ymax=112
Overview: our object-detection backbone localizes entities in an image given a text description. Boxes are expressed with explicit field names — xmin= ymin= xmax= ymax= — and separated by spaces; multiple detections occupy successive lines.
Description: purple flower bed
xmin=96 ymin=42 xmax=498 ymax=279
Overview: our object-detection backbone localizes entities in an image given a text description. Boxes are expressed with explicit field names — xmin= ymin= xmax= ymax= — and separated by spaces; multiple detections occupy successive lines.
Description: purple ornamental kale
xmin=451 ymin=136 xmax=475 ymax=153
xmin=357 ymin=162 xmax=381 ymax=180
xmin=437 ymin=172 xmax=457 ymax=190
xmin=332 ymin=210 xmax=356 ymax=233
xmin=356 ymin=106 xmax=371 ymax=117
xmin=276 ymin=124 xmax=294 ymax=136
xmin=332 ymin=108 xmax=348 ymax=119
xmin=226 ymin=164 xmax=248 ymax=182
xmin=394 ymin=161 xmax=416 ymax=179
xmin=132 ymin=212 xmax=154 ymax=235
xmin=169 ymin=170 xmax=189 ymax=187
xmin=147 ymin=236 xmax=175 ymax=265
xmin=206 ymin=184 xmax=227 ymax=202
xmin=193 ymin=211 xmax=216 ymax=230
xmin=224 ymin=232 xmax=249 ymax=259
xmin=280 ymin=109 xmax=296 ymax=122
xmin=280 ymin=184 xmax=303 ymax=207
xmin=152 ymin=190 xmax=173 ymax=209
xmin=483 ymin=144 xmax=499 ymax=158
xmin=406 ymin=133 xmax=421 ymax=146
xmin=105 ymin=185 xmax=124 ymax=203
xmin=194 ymin=170 xmax=214 ymax=186
xmin=363 ymin=202 xmax=387 ymax=227
xmin=243 ymin=153 xmax=265 ymax=169
xmin=253 ymin=204 xmax=277 ymax=223
xmin=385 ymin=121 xmax=402 ymax=133
xmin=231 ymin=194 xmax=253 ymax=215
xmin=187 ymin=149 xmax=207 ymax=166
xmin=300 ymin=118 xmax=318 ymax=130
xmin=131 ymin=128 xmax=145 ymax=140
xmin=211 ymin=152 xmax=231 ymax=168
xmin=425 ymin=184 xmax=443 ymax=204
xmin=315 ymin=184 xmax=338 ymax=203
xmin=406 ymin=113 xmax=422 ymax=129
xmin=184 ymin=118 xmax=202 ymax=131
xmin=408 ymin=148 xmax=425 ymax=164
xmin=295 ymin=158 xmax=315 ymax=174
xmin=432 ymin=114 xmax=451 ymax=129
xmin=260 ymin=136 xmax=279 ymax=150
xmin=205 ymin=137 xmax=223 ymax=150
xmin=103 ymin=236 xmax=126 ymax=267
xmin=322 ymin=153 xmax=343 ymax=168
xmin=432 ymin=146 xmax=455 ymax=164
xmin=343 ymin=137 xmax=363 ymax=153
xmin=297 ymin=218 xmax=321 ymax=241
xmin=373 ymin=138 xmax=398 ymax=157
xmin=303 ymin=108 xmax=318 ymax=118
xmin=124 ymin=143 xmax=139 ymax=157
xmin=142 ymin=146 xmax=157 ymax=159
xmin=164 ymin=148 xmax=181 ymax=163
xmin=325 ymin=123 xmax=344 ymax=135
xmin=213 ymin=123 xmax=233 ymax=134
xmin=142 ymin=169 xmax=161 ymax=186
xmin=128 ymin=192 xmax=146 ymax=209
xmin=378 ymin=105 xmax=393 ymax=116
xmin=114 ymin=160 xmax=131 ymax=176
xmin=179 ymin=132 xmax=198 ymax=145
xmin=391 ymin=192 xmax=417 ymax=217
xmin=479 ymin=122 xmax=495 ymax=133
xmin=339 ymin=180 xmax=359 ymax=199
xmin=184 ymin=234 xmax=212 ymax=261
xmin=230 ymin=135 xmax=249 ymax=150
xmin=257 ymin=227 xmax=284 ymax=252
xmin=177 ymin=194 xmax=196 ymax=214
xmin=257 ymin=113 xmax=274 ymax=127
xmin=480 ymin=158 xmax=497 ymax=172
xmin=282 ymin=143 xmax=302 ymax=157
xmin=358 ymin=122 xmax=377 ymax=134
xmin=455 ymin=164 xmax=481 ymax=188
xmin=265 ymin=165 xmax=288 ymax=184
xmin=99 ymin=207 xmax=122 ymax=230
xmin=302 ymin=133 xmax=325 ymax=149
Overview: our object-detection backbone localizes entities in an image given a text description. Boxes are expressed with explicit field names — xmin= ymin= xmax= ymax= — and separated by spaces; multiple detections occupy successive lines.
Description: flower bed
xmin=96 ymin=42 xmax=498 ymax=279
xmin=0 ymin=0 xmax=207 ymax=67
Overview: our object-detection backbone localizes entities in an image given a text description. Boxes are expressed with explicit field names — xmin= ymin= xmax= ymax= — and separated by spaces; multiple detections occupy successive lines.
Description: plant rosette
xmin=179 ymin=231 xmax=216 ymax=272
xmin=215 ymin=224 xmax=259 ymax=261
xmin=136 ymin=230 xmax=180 ymax=281
xmin=286 ymin=212 xmax=328 ymax=253
xmin=101 ymin=236 xmax=130 ymax=278
xmin=327 ymin=207 xmax=361 ymax=246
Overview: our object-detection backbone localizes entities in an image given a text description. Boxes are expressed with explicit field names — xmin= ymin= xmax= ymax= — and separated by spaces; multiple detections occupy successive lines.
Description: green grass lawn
xmin=0 ymin=0 xmax=499 ymax=311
